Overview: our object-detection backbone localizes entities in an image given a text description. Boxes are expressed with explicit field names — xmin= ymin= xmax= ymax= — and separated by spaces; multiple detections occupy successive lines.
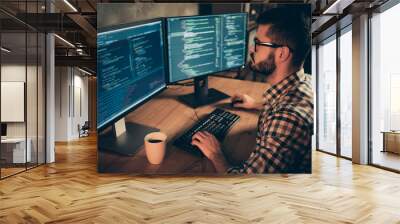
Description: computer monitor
xmin=167 ymin=13 xmax=248 ymax=107
xmin=97 ymin=19 xmax=166 ymax=155
xmin=1 ymin=123 xmax=6 ymax=138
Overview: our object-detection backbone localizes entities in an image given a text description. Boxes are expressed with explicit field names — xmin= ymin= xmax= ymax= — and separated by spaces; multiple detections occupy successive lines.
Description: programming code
xmin=168 ymin=13 xmax=247 ymax=82
xmin=97 ymin=21 xmax=166 ymax=129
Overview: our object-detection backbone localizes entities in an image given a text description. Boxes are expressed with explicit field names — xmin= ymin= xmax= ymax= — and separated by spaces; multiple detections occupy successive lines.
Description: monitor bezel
xmin=97 ymin=18 xmax=163 ymax=34
xmin=165 ymin=12 xmax=248 ymax=84
xmin=1 ymin=123 xmax=7 ymax=137
xmin=97 ymin=18 xmax=168 ymax=131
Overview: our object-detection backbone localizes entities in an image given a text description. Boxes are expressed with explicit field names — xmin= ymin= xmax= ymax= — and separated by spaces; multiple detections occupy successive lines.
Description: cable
xmin=192 ymin=109 xmax=200 ymax=122
xmin=167 ymin=81 xmax=194 ymax=91
xmin=166 ymin=85 xmax=184 ymax=90
xmin=174 ymin=80 xmax=194 ymax=86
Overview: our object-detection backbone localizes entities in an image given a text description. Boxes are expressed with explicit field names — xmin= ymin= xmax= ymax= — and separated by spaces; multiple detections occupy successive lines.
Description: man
xmin=191 ymin=7 xmax=314 ymax=174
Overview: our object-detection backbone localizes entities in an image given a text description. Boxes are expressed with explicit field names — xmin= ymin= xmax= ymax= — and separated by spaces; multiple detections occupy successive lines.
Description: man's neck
xmin=266 ymin=66 xmax=300 ymax=86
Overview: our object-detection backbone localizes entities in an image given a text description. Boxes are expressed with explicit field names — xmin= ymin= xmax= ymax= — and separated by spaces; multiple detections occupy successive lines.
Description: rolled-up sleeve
xmin=227 ymin=109 xmax=310 ymax=174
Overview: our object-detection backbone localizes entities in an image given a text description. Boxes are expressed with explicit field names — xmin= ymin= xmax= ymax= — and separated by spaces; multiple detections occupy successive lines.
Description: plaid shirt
xmin=227 ymin=69 xmax=314 ymax=174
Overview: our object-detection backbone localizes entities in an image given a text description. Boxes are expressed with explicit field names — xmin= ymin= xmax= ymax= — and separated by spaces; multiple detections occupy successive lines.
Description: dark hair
xmin=256 ymin=6 xmax=311 ymax=68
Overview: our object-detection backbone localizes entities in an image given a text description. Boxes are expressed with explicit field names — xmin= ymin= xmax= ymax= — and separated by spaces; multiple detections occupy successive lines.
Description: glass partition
xmin=27 ymin=30 xmax=38 ymax=169
xmin=0 ymin=1 xmax=46 ymax=179
xmin=1 ymin=30 xmax=28 ymax=178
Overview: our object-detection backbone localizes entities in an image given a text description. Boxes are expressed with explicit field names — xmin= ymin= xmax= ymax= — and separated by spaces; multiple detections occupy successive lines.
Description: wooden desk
xmin=98 ymin=76 xmax=269 ymax=174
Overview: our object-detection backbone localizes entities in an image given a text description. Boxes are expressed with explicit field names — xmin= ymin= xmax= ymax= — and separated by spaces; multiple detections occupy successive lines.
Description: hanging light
xmin=1 ymin=47 xmax=11 ymax=53
xmin=54 ymin=34 xmax=75 ymax=48
xmin=63 ymin=0 xmax=78 ymax=12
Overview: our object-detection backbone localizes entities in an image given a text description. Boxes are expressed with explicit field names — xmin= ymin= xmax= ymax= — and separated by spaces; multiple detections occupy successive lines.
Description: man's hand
xmin=191 ymin=131 xmax=229 ymax=173
xmin=191 ymin=131 xmax=221 ymax=159
xmin=231 ymin=94 xmax=263 ymax=110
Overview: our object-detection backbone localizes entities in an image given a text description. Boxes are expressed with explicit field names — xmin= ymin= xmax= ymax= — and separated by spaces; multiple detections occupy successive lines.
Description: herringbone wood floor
xmin=1 ymin=135 xmax=400 ymax=224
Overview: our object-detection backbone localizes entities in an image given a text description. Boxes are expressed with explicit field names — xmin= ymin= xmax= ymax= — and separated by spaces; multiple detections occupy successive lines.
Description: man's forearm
xmin=210 ymin=154 xmax=230 ymax=173
xmin=254 ymin=101 xmax=264 ymax=110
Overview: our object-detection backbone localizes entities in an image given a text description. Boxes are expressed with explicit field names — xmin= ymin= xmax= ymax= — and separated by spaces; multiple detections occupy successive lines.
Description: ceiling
xmin=1 ymin=0 xmax=97 ymax=73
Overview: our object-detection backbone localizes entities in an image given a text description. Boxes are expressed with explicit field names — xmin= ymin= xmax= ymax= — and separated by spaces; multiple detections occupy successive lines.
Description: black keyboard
xmin=173 ymin=108 xmax=240 ymax=157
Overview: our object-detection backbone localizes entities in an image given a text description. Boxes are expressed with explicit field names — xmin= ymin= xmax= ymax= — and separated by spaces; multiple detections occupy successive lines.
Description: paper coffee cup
xmin=144 ymin=132 xmax=167 ymax=164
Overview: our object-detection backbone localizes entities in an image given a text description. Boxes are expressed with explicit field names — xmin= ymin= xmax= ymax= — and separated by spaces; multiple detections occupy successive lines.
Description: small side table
xmin=381 ymin=131 xmax=400 ymax=154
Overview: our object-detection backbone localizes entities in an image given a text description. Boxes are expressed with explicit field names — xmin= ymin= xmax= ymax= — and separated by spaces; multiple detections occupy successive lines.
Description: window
xmin=312 ymin=45 xmax=317 ymax=150
xmin=370 ymin=2 xmax=400 ymax=171
xmin=317 ymin=35 xmax=337 ymax=154
xmin=339 ymin=27 xmax=352 ymax=158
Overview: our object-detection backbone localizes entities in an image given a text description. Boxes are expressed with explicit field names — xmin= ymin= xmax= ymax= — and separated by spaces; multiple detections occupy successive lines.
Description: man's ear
xmin=277 ymin=46 xmax=291 ymax=63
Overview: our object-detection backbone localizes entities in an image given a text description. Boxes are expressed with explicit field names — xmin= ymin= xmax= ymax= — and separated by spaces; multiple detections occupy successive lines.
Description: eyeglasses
xmin=253 ymin=38 xmax=292 ymax=52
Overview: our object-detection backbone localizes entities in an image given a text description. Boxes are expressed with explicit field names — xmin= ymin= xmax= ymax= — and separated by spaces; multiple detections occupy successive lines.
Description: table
xmin=98 ymin=76 xmax=269 ymax=174
xmin=381 ymin=131 xmax=400 ymax=154
xmin=1 ymin=138 xmax=32 ymax=164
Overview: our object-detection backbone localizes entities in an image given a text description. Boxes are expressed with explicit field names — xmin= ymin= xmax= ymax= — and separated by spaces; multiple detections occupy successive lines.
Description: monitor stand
xmin=178 ymin=76 xmax=230 ymax=108
xmin=98 ymin=118 xmax=159 ymax=156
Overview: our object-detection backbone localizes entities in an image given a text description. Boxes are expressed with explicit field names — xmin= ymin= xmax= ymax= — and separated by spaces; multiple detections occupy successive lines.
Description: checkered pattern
xmin=227 ymin=69 xmax=314 ymax=174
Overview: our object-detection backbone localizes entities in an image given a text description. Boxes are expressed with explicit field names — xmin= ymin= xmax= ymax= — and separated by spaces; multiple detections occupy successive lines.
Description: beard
xmin=249 ymin=52 xmax=276 ymax=77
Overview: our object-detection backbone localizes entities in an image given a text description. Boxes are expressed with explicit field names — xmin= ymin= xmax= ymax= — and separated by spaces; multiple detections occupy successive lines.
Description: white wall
xmin=1 ymin=65 xmax=26 ymax=138
xmin=54 ymin=67 xmax=89 ymax=141
xmin=1 ymin=82 xmax=25 ymax=122
xmin=1 ymin=64 xmax=26 ymax=82
xmin=55 ymin=67 xmax=69 ymax=141
xmin=1 ymin=65 xmax=41 ymax=138
xmin=71 ymin=73 xmax=89 ymax=139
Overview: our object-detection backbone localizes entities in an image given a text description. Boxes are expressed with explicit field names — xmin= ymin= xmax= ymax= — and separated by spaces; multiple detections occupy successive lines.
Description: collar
xmin=263 ymin=69 xmax=306 ymax=108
